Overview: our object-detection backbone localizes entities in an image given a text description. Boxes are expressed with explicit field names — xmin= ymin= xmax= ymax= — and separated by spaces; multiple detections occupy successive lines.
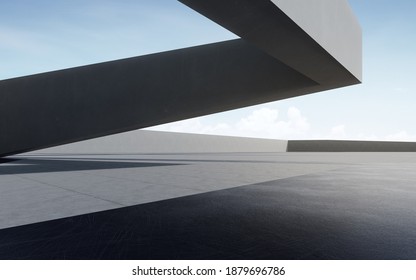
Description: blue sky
xmin=1 ymin=1 xmax=415 ymax=141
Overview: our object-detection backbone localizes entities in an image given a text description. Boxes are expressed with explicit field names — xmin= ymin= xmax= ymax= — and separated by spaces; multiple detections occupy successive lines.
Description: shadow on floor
xmin=0 ymin=158 xmax=20 ymax=164
xmin=0 ymin=158 xmax=182 ymax=175
xmin=1 ymin=166 xmax=415 ymax=260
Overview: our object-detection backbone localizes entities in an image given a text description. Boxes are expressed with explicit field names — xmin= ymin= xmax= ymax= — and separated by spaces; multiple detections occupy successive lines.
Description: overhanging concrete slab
xmin=0 ymin=0 xmax=361 ymax=157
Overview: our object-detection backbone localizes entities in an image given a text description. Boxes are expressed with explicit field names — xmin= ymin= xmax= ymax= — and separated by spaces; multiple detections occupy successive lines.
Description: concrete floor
xmin=1 ymin=152 xmax=416 ymax=259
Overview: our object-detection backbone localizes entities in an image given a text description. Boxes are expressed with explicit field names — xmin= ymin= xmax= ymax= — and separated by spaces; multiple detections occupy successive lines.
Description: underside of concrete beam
xmin=0 ymin=0 xmax=361 ymax=157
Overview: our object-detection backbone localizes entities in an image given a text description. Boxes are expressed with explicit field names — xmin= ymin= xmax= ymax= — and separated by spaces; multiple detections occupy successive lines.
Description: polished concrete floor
xmin=1 ymin=152 xmax=416 ymax=259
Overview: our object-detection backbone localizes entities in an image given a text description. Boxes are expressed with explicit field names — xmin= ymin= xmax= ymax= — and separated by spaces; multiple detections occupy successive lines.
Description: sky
xmin=1 ymin=0 xmax=415 ymax=141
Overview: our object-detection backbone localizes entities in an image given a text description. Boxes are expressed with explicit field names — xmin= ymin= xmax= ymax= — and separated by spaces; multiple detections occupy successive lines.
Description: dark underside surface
xmin=1 ymin=152 xmax=415 ymax=260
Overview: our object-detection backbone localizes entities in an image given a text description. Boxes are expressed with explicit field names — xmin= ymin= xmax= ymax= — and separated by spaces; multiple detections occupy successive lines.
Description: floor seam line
xmin=14 ymin=174 xmax=127 ymax=207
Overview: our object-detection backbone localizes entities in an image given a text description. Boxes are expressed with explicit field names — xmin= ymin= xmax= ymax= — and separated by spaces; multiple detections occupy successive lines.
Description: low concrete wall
xmin=31 ymin=130 xmax=288 ymax=154
xmin=28 ymin=134 xmax=416 ymax=154
xmin=287 ymin=140 xmax=416 ymax=152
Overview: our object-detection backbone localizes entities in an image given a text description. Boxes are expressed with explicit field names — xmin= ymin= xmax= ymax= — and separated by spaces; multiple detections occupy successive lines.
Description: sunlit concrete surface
xmin=0 ymin=152 xmax=345 ymax=229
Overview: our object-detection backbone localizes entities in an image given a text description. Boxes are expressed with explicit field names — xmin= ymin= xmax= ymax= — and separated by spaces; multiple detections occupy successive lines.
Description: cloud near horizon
xmin=148 ymin=106 xmax=416 ymax=142
xmin=148 ymin=106 xmax=311 ymax=140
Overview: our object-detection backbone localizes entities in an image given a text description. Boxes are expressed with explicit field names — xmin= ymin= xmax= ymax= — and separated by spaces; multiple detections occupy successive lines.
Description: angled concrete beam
xmin=0 ymin=0 xmax=361 ymax=157
xmin=179 ymin=0 xmax=362 ymax=85
xmin=0 ymin=40 xmax=314 ymax=157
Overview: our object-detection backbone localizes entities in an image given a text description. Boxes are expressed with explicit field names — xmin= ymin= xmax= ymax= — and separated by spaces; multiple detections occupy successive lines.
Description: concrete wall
xmin=31 ymin=130 xmax=288 ymax=154
xmin=27 ymin=133 xmax=416 ymax=154
xmin=287 ymin=140 xmax=416 ymax=152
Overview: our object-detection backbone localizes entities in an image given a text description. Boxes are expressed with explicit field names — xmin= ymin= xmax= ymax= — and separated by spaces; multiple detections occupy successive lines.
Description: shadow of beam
xmin=0 ymin=158 xmax=182 ymax=175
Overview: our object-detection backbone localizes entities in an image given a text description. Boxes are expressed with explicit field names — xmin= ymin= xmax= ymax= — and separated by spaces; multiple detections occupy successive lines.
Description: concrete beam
xmin=179 ymin=0 xmax=361 ymax=85
xmin=0 ymin=40 xmax=314 ymax=157
xmin=0 ymin=0 xmax=361 ymax=157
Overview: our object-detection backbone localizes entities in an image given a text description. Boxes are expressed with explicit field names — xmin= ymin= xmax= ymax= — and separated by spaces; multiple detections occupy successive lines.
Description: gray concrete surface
xmin=2 ymin=151 xmax=416 ymax=231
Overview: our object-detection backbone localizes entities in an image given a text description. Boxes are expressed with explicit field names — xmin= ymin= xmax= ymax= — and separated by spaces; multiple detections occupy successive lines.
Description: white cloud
xmin=355 ymin=133 xmax=379 ymax=141
xmin=235 ymin=107 xmax=310 ymax=139
xmin=342 ymin=131 xmax=416 ymax=142
xmin=147 ymin=107 xmax=416 ymax=142
xmin=385 ymin=131 xmax=416 ymax=142
xmin=330 ymin=124 xmax=347 ymax=139
xmin=149 ymin=118 xmax=233 ymax=136
xmin=148 ymin=106 xmax=311 ymax=139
